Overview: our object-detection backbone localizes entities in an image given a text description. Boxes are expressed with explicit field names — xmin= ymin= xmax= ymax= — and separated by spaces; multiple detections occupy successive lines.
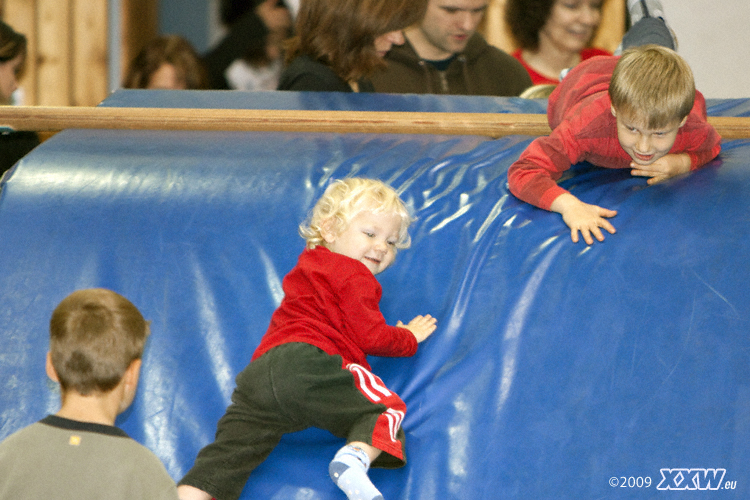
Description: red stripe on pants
xmin=346 ymin=362 xmax=406 ymax=460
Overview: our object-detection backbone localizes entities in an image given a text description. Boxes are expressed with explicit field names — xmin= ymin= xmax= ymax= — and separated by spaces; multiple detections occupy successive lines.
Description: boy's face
xmin=612 ymin=106 xmax=687 ymax=166
xmin=323 ymin=210 xmax=402 ymax=275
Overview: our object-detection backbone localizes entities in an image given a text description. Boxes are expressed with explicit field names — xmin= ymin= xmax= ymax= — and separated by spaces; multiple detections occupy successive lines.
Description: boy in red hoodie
xmin=508 ymin=0 xmax=721 ymax=245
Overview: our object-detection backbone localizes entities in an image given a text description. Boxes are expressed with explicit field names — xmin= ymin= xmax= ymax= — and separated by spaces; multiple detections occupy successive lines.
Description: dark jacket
xmin=370 ymin=34 xmax=531 ymax=96
xmin=277 ymin=54 xmax=375 ymax=92
xmin=0 ymin=130 xmax=39 ymax=178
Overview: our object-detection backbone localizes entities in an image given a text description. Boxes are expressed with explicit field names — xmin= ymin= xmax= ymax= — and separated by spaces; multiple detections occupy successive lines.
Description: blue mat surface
xmin=0 ymin=91 xmax=748 ymax=499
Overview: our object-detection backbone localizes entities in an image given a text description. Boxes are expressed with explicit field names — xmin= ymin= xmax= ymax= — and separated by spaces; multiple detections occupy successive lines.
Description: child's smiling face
xmin=322 ymin=209 xmax=403 ymax=275
xmin=612 ymin=106 xmax=687 ymax=166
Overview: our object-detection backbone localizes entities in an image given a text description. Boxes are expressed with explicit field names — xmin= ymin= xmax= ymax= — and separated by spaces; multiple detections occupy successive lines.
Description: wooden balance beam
xmin=1 ymin=106 xmax=749 ymax=139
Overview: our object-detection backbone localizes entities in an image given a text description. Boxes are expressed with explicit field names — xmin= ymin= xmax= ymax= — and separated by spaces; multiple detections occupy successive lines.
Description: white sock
xmin=329 ymin=445 xmax=384 ymax=500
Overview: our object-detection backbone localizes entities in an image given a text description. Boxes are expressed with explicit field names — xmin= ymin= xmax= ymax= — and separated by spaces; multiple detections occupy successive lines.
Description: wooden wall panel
xmin=120 ymin=0 xmax=158 ymax=85
xmin=591 ymin=0 xmax=626 ymax=52
xmin=482 ymin=0 xmax=515 ymax=53
xmin=36 ymin=0 xmax=71 ymax=106
xmin=72 ymin=0 xmax=107 ymax=105
xmin=3 ymin=0 xmax=151 ymax=107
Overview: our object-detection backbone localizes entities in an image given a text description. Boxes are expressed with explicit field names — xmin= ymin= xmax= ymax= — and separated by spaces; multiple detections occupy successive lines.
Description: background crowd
xmin=115 ymin=0 xmax=614 ymax=95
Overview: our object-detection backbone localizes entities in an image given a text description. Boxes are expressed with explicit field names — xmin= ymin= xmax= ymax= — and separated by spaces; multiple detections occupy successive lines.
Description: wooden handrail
xmin=1 ymin=106 xmax=749 ymax=139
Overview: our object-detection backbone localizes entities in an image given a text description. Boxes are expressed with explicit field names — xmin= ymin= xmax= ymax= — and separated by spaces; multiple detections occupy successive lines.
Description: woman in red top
xmin=506 ymin=0 xmax=610 ymax=86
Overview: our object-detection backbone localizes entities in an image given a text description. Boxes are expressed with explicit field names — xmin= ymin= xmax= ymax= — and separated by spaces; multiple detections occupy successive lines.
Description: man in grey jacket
xmin=370 ymin=0 xmax=531 ymax=96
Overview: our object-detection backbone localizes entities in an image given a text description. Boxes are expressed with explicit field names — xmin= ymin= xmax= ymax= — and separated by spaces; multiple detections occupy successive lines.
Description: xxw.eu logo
xmin=656 ymin=469 xmax=728 ymax=490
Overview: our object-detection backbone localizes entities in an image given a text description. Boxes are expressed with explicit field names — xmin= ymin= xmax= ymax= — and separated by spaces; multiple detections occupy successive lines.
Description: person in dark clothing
xmin=369 ymin=0 xmax=531 ymax=96
xmin=0 ymin=20 xmax=39 ymax=178
xmin=277 ymin=0 xmax=428 ymax=92
xmin=203 ymin=0 xmax=292 ymax=90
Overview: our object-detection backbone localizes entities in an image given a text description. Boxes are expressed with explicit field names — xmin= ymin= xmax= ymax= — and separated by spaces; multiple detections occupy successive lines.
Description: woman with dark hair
xmin=204 ymin=0 xmax=293 ymax=90
xmin=0 ymin=20 xmax=39 ymax=177
xmin=123 ymin=35 xmax=208 ymax=90
xmin=505 ymin=0 xmax=610 ymax=86
xmin=277 ymin=0 xmax=428 ymax=92
xmin=0 ymin=21 xmax=26 ymax=104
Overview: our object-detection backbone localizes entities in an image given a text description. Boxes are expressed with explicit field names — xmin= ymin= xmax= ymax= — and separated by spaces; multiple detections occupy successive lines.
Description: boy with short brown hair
xmin=0 ymin=288 xmax=178 ymax=500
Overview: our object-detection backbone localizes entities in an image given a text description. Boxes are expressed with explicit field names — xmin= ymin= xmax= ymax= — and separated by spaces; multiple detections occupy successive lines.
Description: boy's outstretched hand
xmin=397 ymin=315 xmax=437 ymax=343
xmin=550 ymin=192 xmax=617 ymax=245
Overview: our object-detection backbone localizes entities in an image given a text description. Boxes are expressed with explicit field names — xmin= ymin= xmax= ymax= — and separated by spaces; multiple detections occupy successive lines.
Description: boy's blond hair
xmin=520 ymin=83 xmax=557 ymax=100
xmin=49 ymin=288 xmax=149 ymax=395
xmin=300 ymin=178 xmax=413 ymax=250
xmin=609 ymin=44 xmax=695 ymax=129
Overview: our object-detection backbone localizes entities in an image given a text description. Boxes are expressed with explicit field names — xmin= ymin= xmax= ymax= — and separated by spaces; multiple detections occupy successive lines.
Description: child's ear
xmin=678 ymin=116 xmax=688 ymax=128
xmin=320 ymin=218 xmax=337 ymax=245
xmin=117 ymin=359 xmax=143 ymax=414
xmin=45 ymin=351 xmax=59 ymax=383
xmin=124 ymin=358 xmax=142 ymax=390
xmin=610 ymin=105 xmax=617 ymax=118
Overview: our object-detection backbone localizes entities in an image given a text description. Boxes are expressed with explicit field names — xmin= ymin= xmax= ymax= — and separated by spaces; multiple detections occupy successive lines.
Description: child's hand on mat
xmin=630 ymin=153 xmax=691 ymax=185
xmin=550 ymin=192 xmax=617 ymax=245
xmin=397 ymin=315 xmax=437 ymax=343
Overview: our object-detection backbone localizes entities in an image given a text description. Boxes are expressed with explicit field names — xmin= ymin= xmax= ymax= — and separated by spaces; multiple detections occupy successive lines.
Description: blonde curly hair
xmin=299 ymin=178 xmax=413 ymax=250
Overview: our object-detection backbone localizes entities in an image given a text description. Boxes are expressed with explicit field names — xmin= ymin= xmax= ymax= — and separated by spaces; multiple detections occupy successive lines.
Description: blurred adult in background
xmin=371 ymin=0 xmax=531 ymax=96
xmin=0 ymin=20 xmax=39 ymax=177
xmin=277 ymin=0 xmax=428 ymax=92
xmin=123 ymin=35 xmax=208 ymax=90
xmin=506 ymin=0 xmax=610 ymax=86
xmin=0 ymin=22 xmax=24 ymax=105
xmin=203 ymin=0 xmax=293 ymax=91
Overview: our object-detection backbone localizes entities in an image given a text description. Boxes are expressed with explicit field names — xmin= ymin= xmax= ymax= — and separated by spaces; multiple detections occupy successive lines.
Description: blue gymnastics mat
xmin=0 ymin=91 xmax=748 ymax=499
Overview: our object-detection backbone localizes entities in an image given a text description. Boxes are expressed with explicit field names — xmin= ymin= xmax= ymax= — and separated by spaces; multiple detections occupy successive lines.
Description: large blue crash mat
xmin=1 ymin=91 xmax=749 ymax=499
